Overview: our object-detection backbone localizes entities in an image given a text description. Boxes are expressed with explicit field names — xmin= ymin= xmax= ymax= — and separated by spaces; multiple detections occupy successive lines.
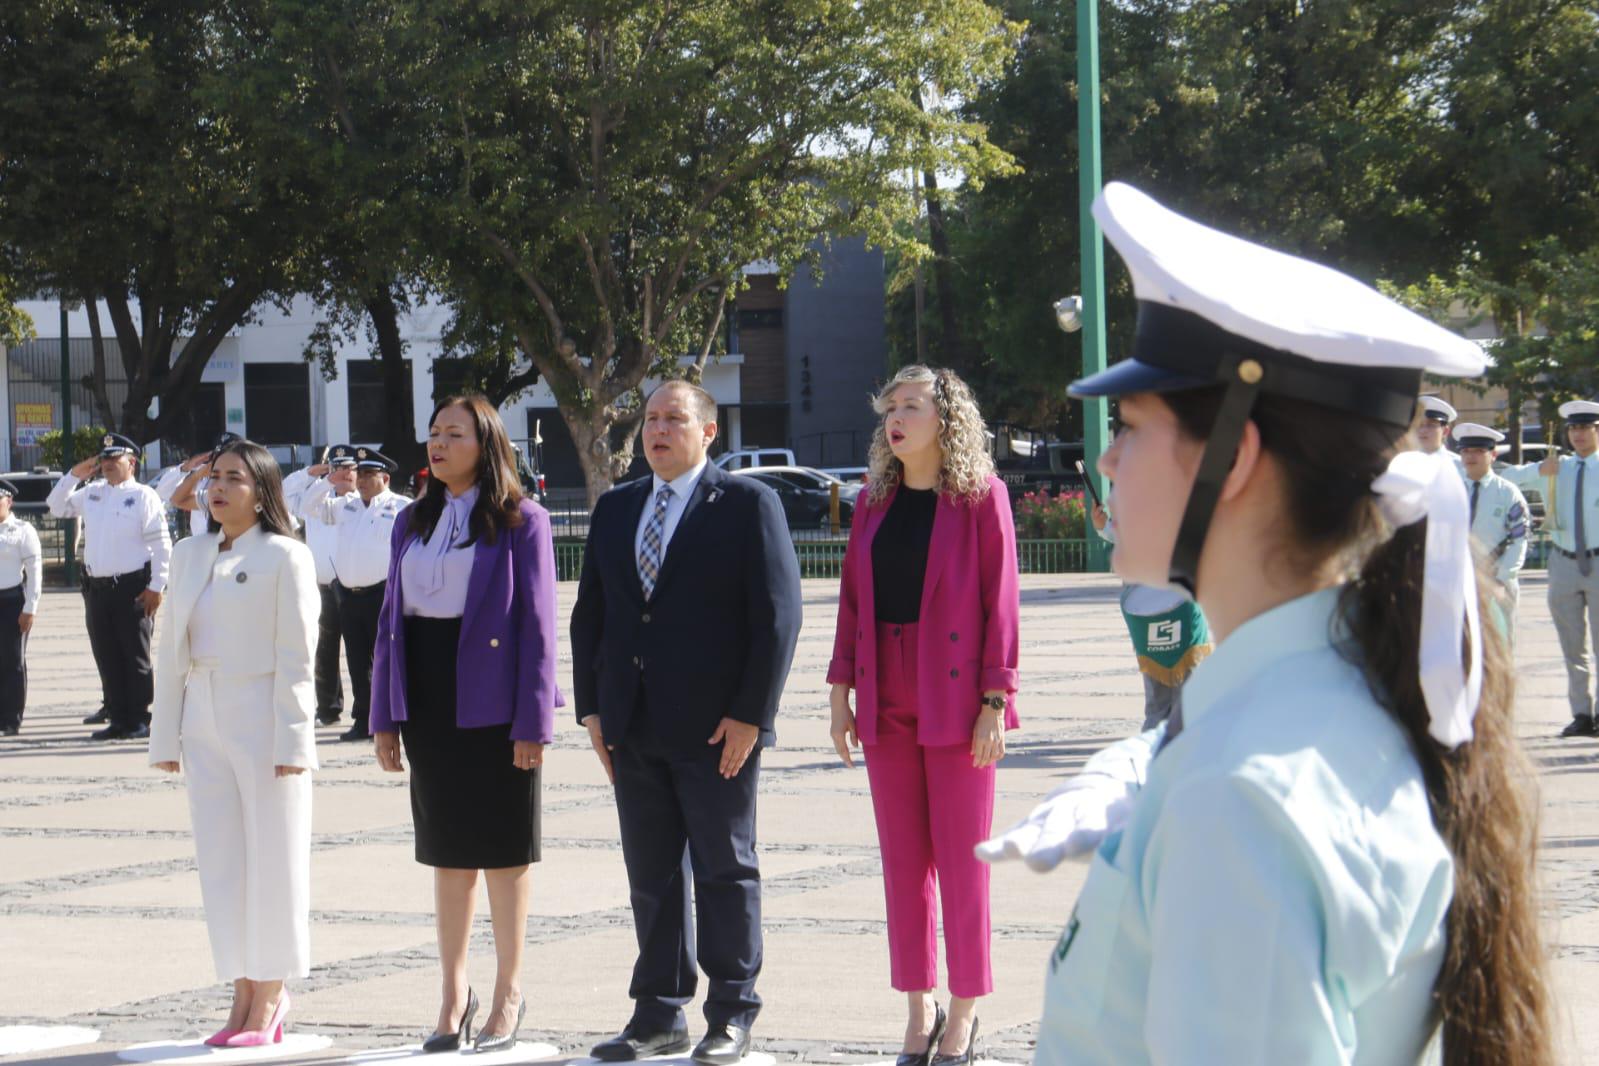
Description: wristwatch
xmin=981 ymin=695 xmax=1006 ymax=712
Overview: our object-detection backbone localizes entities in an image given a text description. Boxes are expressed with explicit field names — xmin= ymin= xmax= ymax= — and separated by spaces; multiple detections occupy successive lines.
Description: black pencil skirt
xmin=398 ymin=616 xmax=541 ymax=869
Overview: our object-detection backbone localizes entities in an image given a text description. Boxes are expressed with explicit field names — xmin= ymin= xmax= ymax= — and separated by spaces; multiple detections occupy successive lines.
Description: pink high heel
xmin=225 ymin=991 xmax=290 ymax=1048
xmin=202 ymin=1027 xmax=239 ymax=1047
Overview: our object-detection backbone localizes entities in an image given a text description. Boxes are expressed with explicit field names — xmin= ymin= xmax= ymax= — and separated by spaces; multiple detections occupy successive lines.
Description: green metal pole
xmin=59 ymin=301 xmax=76 ymax=586
xmin=1077 ymin=0 xmax=1111 ymax=572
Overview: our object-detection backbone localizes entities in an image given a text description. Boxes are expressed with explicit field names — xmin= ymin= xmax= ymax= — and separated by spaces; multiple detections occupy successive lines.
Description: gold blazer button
xmin=490 ymin=638 xmax=500 ymax=648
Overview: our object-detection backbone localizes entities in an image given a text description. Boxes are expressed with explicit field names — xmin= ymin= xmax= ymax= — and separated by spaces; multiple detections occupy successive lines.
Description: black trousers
xmin=333 ymin=579 xmax=384 ymax=730
xmin=611 ymin=717 xmax=763 ymax=1031
xmin=0 ymin=586 xmax=26 ymax=730
xmin=84 ymin=566 xmax=153 ymax=730
xmin=314 ymin=583 xmax=344 ymax=720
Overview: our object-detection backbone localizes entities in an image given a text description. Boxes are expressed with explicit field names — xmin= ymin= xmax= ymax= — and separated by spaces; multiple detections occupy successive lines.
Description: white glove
xmin=976 ymin=727 xmax=1159 ymax=871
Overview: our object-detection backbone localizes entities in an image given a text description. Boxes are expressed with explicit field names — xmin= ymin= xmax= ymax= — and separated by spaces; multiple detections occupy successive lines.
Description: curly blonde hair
xmin=864 ymin=365 xmax=995 ymax=507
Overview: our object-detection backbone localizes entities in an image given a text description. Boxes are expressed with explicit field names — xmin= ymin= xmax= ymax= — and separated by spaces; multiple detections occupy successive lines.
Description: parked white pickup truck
xmin=713 ymin=447 xmax=797 ymax=471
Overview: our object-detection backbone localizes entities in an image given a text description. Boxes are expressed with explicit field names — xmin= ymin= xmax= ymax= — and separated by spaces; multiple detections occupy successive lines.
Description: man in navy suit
xmin=572 ymin=381 xmax=802 ymax=1065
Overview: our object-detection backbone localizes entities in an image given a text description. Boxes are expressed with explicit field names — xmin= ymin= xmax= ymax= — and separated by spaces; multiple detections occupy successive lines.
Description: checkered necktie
xmin=638 ymin=485 xmax=674 ymax=599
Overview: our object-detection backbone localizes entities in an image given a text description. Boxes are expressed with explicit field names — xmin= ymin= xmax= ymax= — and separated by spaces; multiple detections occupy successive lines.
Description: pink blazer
xmin=827 ymin=474 xmax=1021 ymax=746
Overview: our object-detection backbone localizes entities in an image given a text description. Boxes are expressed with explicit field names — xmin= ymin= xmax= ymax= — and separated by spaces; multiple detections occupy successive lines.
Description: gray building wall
xmin=784 ymin=237 xmax=886 ymax=468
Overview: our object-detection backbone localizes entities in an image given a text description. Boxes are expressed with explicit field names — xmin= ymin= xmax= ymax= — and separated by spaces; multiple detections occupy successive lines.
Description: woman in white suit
xmin=149 ymin=440 xmax=321 ymax=1047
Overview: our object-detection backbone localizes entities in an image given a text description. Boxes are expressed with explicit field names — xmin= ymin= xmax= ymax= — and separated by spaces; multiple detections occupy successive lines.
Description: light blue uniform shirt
xmin=1037 ymin=588 xmax=1452 ymax=1065
xmin=1501 ymin=453 xmax=1599 ymax=553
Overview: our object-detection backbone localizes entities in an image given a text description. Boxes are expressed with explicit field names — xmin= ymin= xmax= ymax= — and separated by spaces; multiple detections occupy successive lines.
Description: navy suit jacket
xmin=570 ymin=462 xmax=803 ymax=753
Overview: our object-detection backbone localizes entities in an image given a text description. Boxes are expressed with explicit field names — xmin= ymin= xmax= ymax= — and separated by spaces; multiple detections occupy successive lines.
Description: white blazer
xmin=149 ymin=526 xmax=322 ymax=769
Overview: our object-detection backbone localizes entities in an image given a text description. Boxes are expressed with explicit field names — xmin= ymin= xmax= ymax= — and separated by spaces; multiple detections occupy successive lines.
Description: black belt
xmin=1557 ymin=547 xmax=1599 ymax=560
xmin=0 ymin=585 xmax=22 ymax=600
xmin=84 ymin=564 xmax=150 ymax=589
xmin=334 ymin=578 xmax=385 ymax=596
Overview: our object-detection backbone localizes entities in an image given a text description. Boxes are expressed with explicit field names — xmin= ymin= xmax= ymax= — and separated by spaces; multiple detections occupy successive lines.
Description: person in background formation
xmin=370 ymin=396 xmax=563 ymax=1054
xmin=0 ymin=481 xmax=42 ymax=737
xmin=47 ymin=433 xmax=171 ymax=740
xmin=826 ymin=364 xmax=1020 ymax=1066
xmin=149 ymin=439 xmax=320 ymax=1049
xmin=1452 ymin=423 xmax=1528 ymax=637
xmin=1414 ymin=395 xmax=1464 ymax=470
xmin=571 ymin=381 xmax=802 ymax=1065
xmin=283 ymin=447 xmax=354 ymax=727
xmin=298 ymin=446 xmax=408 ymax=742
xmin=1021 ymin=183 xmax=1549 ymax=1064
xmin=1501 ymin=398 xmax=1599 ymax=738
xmin=1089 ymin=501 xmax=1211 ymax=730
xmin=166 ymin=433 xmax=243 ymax=538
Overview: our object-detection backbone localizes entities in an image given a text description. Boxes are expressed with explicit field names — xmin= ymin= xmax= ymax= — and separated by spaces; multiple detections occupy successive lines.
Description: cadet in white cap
xmin=1500 ymin=398 xmax=1599 ymax=736
xmin=989 ymin=184 xmax=1547 ymax=1064
xmin=1452 ymin=423 xmax=1528 ymax=632
xmin=297 ymin=446 xmax=408 ymax=741
xmin=46 ymin=433 xmax=173 ymax=739
xmin=1415 ymin=395 xmax=1465 ymax=470
xmin=282 ymin=446 xmax=357 ymax=726
xmin=0 ymin=480 xmax=42 ymax=736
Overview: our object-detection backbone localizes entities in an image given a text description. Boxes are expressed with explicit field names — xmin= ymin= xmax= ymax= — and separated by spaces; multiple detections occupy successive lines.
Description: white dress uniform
xmin=153 ymin=465 xmax=209 ymax=537
xmin=1501 ymin=399 xmax=1599 ymax=729
xmin=0 ymin=505 xmax=43 ymax=733
xmin=47 ymin=442 xmax=173 ymax=736
xmin=148 ymin=526 xmax=320 ymax=981
xmin=282 ymin=466 xmax=348 ymax=723
xmin=1030 ymin=183 xmax=1487 ymax=1063
xmin=296 ymin=454 xmax=408 ymax=738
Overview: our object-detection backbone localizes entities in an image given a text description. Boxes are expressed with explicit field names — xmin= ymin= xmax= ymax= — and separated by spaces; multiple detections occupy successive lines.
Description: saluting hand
xmin=70 ymin=457 xmax=98 ymax=479
xmin=374 ymin=730 xmax=404 ymax=772
xmin=709 ymin=718 xmax=759 ymax=779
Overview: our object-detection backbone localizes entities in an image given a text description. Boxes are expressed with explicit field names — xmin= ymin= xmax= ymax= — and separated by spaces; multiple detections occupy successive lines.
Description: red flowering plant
xmin=1013 ymin=490 xmax=1087 ymax=540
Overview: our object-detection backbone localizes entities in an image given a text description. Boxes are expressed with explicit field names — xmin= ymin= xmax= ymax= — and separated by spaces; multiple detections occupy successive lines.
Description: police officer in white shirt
xmin=1453 ymin=423 xmax=1528 ymax=634
xmin=1415 ymin=395 xmax=1465 ymax=470
xmin=0 ymin=481 xmax=42 ymax=736
xmin=282 ymin=445 xmax=357 ymax=727
xmin=1502 ymin=399 xmax=1599 ymax=737
xmin=167 ymin=433 xmax=242 ymax=537
xmin=47 ymin=433 xmax=172 ymax=740
xmin=298 ymin=446 xmax=407 ymax=740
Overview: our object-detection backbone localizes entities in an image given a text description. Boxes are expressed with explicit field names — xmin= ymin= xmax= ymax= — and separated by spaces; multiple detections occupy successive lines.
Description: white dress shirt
xmin=153 ymin=465 xmax=188 ymax=503
xmin=1503 ymin=452 xmax=1599 ymax=553
xmin=282 ymin=469 xmax=342 ymax=585
xmin=46 ymin=474 xmax=172 ymax=592
xmin=297 ymin=478 xmax=408 ymax=589
xmin=0 ymin=515 xmax=43 ymax=613
xmin=633 ymin=459 xmax=708 ymax=566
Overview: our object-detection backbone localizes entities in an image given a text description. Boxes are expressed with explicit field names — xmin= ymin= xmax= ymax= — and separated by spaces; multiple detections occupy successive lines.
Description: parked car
xmin=819 ymin=465 xmax=869 ymax=484
xmin=714 ymin=447 xmax=797 ymax=472
xmin=733 ymin=465 xmax=859 ymax=529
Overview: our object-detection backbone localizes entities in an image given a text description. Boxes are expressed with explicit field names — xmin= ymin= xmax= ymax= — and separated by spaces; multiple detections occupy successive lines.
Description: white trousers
xmin=180 ymin=665 xmax=312 ymax=981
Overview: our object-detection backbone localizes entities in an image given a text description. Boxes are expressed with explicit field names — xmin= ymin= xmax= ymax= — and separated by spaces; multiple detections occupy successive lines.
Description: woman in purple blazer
xmin=370 ymin=394 xmax=562 ymax=1054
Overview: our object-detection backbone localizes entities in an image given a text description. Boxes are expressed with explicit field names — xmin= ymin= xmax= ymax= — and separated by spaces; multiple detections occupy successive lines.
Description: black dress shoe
xmin=420 ymin=986 xmax=477 ymax=1053
xmin=930 ymin=1017 xmax=979 ymax=1066
xmin=83 ymin=709 xmax=108 ymax=725
xmin=896 ymin=1002 xmax=947 ymax=1066
xmin=339 ymin=724 xmax=370 ymax=742
xmin=0 ymin=725 xmax=19 ymax=737
xmin=472 ymin=996 xmax=525 ymax=1054
xmin=90 ymin=724 xmax=131 ymax=741
xmin=692 ymin=1023 xmax=752 ymax=1066
xmin=1560 ymin=715 xmax=1597 ymax=738
xmin=316 ymin=710 xmax=341 ymax=726
xmin=127 ymin=723 xmax=149 ymax=740
xmin=591 ymin=1022 xmax=692 ymax=1061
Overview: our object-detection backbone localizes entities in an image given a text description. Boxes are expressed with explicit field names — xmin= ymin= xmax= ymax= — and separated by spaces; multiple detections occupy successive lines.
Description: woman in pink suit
xmin=827 ymin=364 xmax=1020 ymax=1066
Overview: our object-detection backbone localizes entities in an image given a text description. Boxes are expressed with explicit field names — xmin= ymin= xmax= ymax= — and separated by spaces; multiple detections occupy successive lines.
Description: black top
xmin=872 ymin=486 xmax=938 ymax=623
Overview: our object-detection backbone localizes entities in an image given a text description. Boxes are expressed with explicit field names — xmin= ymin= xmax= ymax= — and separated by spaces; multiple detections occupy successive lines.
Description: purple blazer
xmin=370 ymin=497 xmax=564 ymax=743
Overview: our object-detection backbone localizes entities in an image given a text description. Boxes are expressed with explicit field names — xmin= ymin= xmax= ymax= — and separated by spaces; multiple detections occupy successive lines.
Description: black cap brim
xmin=1068 ymin=358 xmax=1211 ymax=400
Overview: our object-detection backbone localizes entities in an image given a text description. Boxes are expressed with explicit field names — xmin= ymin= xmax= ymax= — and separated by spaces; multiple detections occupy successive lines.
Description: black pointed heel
xmin=895 ymin=1001 xmax=947 ymax=1066
xmin=472 ymin=996 xmax=525 ymax=1054
xmin=930 ymin=1016 xmax=978 ymax=1066
xmin=421 ymin=986 xmax=478 ymax=1054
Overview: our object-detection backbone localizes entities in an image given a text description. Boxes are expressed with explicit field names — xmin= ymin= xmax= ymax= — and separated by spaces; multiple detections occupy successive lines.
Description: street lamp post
xmin=58 ymin=300 xmax=76 ymax=585
xmin=1076 ymin=0 xmax=1111 ymax=572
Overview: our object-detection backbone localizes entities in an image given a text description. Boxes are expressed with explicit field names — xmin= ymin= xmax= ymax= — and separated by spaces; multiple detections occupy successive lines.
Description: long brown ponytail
xmin=1164 ymin=388 xmax=1552 ymax=1066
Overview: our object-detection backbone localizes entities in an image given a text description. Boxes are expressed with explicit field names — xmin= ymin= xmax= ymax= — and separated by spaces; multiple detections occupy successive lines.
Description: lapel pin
xmin=236 ymin=572 xmax=248 ymax=584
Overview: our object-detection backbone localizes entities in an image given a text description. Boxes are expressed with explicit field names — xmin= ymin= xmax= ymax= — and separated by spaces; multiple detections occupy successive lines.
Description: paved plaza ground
xmin=2 ymin=572 xmax=1597 ymax=1063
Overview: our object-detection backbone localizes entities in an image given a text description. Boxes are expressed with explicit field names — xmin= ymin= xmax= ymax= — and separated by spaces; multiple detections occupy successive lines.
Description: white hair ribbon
xmin=1369 ymin=450 xmax=1482 ymax=748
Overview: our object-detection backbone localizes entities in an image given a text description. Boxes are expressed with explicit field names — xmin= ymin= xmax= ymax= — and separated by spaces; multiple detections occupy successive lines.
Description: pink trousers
xmin=864 ymin=621 xmax=995 ymax=997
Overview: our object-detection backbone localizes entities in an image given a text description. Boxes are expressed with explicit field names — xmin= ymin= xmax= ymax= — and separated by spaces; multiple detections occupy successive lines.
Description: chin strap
xmin=1371 ymin=450 xmax=1483 ymax=748
xmin=1167 ymin=356 xmax=1265 ymax=596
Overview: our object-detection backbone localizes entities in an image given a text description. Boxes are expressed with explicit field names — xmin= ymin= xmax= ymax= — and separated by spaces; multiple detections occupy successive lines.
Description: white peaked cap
xmin=1559 ymin=400 xmax=1599 ymax=422
xmin=1419 ymin=396 xmax=1458 ymax=422
xmin=1451 ymin=423 xmax=1504 ymax=446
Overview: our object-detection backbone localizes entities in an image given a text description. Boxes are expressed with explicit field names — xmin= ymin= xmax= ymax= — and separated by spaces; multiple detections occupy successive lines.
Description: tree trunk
xmin=81 ymin=295 xmax=117 ymax=430
xmin=364 ymin=290 xmax=425 ymax=487
xmin=921 ymin=165 xmax=967 ymax=375
xmin=1506 ymin=382 xmax=1523 ymax=465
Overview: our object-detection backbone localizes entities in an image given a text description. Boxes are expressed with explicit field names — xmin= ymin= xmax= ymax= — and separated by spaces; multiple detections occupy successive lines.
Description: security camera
xmin=1054 ymin=295 xmax=1084 ymax=333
